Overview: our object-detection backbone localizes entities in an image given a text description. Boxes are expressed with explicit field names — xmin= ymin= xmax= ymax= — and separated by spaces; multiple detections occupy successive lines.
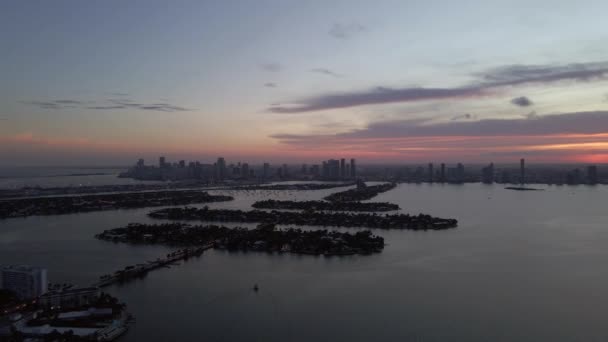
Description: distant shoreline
xmin=505 ymin=186 xmax=544 ymax=191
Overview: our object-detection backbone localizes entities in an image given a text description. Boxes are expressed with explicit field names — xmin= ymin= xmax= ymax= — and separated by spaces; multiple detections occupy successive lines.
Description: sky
xmin=1 ymin=0 xmax=608 ymax=166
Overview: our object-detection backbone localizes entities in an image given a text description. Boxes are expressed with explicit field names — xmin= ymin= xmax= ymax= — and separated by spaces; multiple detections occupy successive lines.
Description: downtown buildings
xmin=121 ymin=156 xmax=358 ymax=183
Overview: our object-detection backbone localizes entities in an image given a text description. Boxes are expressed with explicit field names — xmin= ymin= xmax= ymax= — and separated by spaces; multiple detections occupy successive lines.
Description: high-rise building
xmin=241 ymin=163 xmax=249 ymax=179
xmin=456 ymin=163 xmax=465 ymax=183
xmin=440 ymin=163 xmax=446 ymax=182
xmin=263 ymin=163 xmax=270 ymax=180
xmin=328 ymin=159 xmax=340 ymax=179
xmin=159 ymin=156 xmax=166 ymax=168
xmin=216 ymin=157 xmax=226 ymax=181
xmin=340 ymin=159 xmax=346 ymax=179
xmin=482 ymin=163 xmax=494 ymax=184
xmin=520 ymin=158 xmax=525 ymax=184
xmin=350 ymin=158 xmax=356 ymax=178
xmin=1 ymin=265 xmax=47 ymax=299
xmin=137 ymin=158 xmax=144 ymax=167
xmin=428 ymin=163 xmax=434 ymax=183
xmin=587 ymin=165 xmax=598 ymax=185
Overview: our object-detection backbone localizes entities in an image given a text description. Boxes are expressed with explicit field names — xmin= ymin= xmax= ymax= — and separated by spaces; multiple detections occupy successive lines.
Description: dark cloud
xmin=23 ymin=98 xmax=192 ymax=112
xmin=310 ymin=68 xmax=343 ymax=78
xmin=272 ymin=111 xmax=608 ymax=144
xmin=329 ymin=22 xmax=366 ymax=39
xmin=260 ymin=62 xmax=282 ymax=72
xmin=269 ymin=86 xmax=486 ymax=113
xmin=268 ymin=61 xmax=608 ymax=113
xmin=478 ymin=62 xmax=608 ymax=86
xmin=54 ymin=99 xmax=83 ymax=104
xmin=22 ymin=101 xmax=63 ymax=110
xmin=137 ymin=104 xmax=189 ymax=112
xmin=86 ymin=106 xmax=126 ymax=110
xmin=511 ymin=96 xmax=533 ymax=107
xmin=264 ymin=82 xmax=277 ymax=88
xmin=451 ymin=113 xmax=475 ymax=121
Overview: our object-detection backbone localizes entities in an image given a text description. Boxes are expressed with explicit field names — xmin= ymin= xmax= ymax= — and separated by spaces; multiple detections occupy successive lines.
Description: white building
xmin=1 ymin=265 xmax=48 ymax=299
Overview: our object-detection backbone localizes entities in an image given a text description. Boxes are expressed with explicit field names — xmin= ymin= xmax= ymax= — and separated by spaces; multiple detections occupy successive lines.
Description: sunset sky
xmin=1 ymin=0 xmax=608 ymax=165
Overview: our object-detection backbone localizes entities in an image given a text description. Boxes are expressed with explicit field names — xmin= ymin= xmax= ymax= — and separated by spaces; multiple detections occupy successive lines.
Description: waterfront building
xmin=262 ymin=163 xmax=270 ymax=180
xmin=39 ymin=287 xmax=100 ymax=309
xmin=440 ymin=163 xmax=446 ymax=182
xmin=350 ymin=158 xmax=356 ymax=178
xmin=159 ymin=156 xmax=166 ymax=168
xmin=520 ymin=158 xmax=525 ymax=184
xmin=340 ymin=159 xmax=346 ymax=179
xmin=1 ymin=265 xmax=47 ymax=300
xmin=428 ymin=163 xmax=434 ymax=183
xmin=216 ymin=157 xmax=226 ymax=181
xmin=481 ymin=163 xmax=494 ymax=184
xmin=456 ymin=163 xmax=465 ymax=183
xmin=328 ymin=159 xmax=340 ymax=180
xmin=587 ymin=165 xmax=598 ymax=185
xmin=241 ymin=163 xmax=249 ymax=179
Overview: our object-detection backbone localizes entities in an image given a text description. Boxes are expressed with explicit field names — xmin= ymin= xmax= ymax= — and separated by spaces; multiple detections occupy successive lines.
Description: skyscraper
xmin=587 ymin=165 xmax=598 ymax=185
xmin=350 ymin=158 xmax=356 ymax=178
xmin=216 ymin=157 xmax=226 ymax=181
xmin=482 ymin=163 xmax=494 ymax=184
xmin=340 ymin=159 xmax=346 ymax=179
xmin=428 ymin=163 xmax=434 ymax=183
xmin=241 ymin=163 xmax=249 ymax=179
xmin=328 ymin=159 xmax=340 ymax=179
xmin=456 ymin=163 xmax=465 ymax=183
xmin=159 ymin=156 xmax=166 ymax=168
xmin=520 ymin=158 xmax=525 ymax=184
xmin=440 ymin=163 xmax=446 ymax=182
xmin=263 ymin=163 xmax=270 ymax=180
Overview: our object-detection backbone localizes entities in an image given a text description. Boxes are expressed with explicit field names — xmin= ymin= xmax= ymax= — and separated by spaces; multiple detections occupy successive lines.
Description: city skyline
xmin=2 ymin=1 xmax=608 ymax=165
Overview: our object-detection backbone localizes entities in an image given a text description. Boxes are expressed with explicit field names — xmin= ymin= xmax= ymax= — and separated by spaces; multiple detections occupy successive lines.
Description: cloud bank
xmin=269 ymin=61 xmax=608 ymax=113
xmin=22 ymin=98 xmax=192 ymax=112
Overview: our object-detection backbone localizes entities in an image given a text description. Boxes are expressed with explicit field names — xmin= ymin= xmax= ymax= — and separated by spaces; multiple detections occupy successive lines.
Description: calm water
xmin=0 ymin=167 xmax=161 ymax=189
xmin=2 ymin=180 xmax=608 ymax=341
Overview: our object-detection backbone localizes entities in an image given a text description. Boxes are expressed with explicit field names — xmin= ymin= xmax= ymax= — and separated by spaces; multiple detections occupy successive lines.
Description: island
xmin=252 ymin=199 xmax=400 ymax=212
xmin=324 ymin=182 xmax=397 ymax=202
xmin=0 ymin=190 xmax=233 ymax=219
xmin=230 ymin=182 xmax=356 ymax=191
xmin=505 ymin=186 xmax=544 ymax=191
xmin=148 ymin=206 xmax=458 ymax=230
xmin=96 ymin=222 xmax=385 ymax=256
